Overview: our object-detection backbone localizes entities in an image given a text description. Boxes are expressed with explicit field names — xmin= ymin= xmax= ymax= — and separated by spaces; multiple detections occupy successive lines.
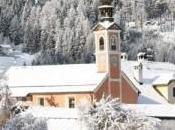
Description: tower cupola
xmin=99 ymin=0 xmax=114 ymax=22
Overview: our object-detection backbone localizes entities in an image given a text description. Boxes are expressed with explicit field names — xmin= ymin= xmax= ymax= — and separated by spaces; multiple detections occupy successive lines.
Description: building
xmin=121 ymin=58 xmax=175 ymax=104
xmin=2 ymin=0 xmax=139 ymax=108
xmin=2 ymin=0 xmax=175 ymax=108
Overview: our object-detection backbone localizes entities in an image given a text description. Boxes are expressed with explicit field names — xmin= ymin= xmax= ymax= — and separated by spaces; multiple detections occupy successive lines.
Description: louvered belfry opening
xmin=99 ymin=0 xmax=114 ymax=22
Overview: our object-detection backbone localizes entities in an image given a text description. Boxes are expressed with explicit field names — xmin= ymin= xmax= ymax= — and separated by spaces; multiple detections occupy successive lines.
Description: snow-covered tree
xmin=0 ymin=78 xmax=16 ymax=127
xmin=79 ymin=96 xmax=161 ymax=130
xmin=3 ymin=113 xmax=47 ymax=130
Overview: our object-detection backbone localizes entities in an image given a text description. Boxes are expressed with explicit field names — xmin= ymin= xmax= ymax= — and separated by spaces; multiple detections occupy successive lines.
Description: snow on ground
xmin=0 ymin=49 xmax=34 ymax=78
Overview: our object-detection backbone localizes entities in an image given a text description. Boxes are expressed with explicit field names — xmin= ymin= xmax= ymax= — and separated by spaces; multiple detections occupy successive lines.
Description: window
xmin=110 ymin=37 xmax=117 ymax=51
xmin=69 ymin=97 xmax=75 ymax=108
xmin=173 ymin=88 xmax=175 ymax=97
xmin=99 ymin=37 xmax=104 ymax=50
xmin=39 ymin=98 xmax=44 ymax=106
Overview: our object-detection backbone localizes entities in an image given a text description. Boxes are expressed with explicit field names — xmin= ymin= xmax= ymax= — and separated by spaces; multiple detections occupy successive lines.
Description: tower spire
xmin=99 ymin=0 xmax=114 ymax=22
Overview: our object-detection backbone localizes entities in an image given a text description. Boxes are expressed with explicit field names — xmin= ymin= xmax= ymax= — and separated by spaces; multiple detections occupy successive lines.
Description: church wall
xmin=31 ymin=92 xmax=93 ymax=108
xmin=121 ymin=75 xmax=138 ymax=104
xmin=110 ymin=80 xmax=121 ymax=98
xmin=94 ymin=79 xmax=109 ymax=101
xmin=94 ymin=76 xmax=138 ymax=103
xmin=24 ymin=74 xmax=138 ymax=107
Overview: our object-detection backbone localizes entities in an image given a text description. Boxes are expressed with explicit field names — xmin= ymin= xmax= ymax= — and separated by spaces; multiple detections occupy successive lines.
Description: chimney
xmin=121 ymin=53 xmax=128 ymax=61
xmin=137 ymin=52 xmax=146 ymax=63
xmin=133 ymin=62 xmax=143 ymax=84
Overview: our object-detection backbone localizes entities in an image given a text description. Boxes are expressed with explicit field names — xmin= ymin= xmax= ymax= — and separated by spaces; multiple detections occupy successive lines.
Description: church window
xmin=173 ymin=88 xmax=175 ymax=97
xmin=99 ymin=37 xmax=105 ymax=50
xmin=110 ymin=37 xmax=117 ymax=51
xmin=38 ymin=98 xmax=44 ymax=106
xmin=69 ymin=97 xmax=75 ymax=108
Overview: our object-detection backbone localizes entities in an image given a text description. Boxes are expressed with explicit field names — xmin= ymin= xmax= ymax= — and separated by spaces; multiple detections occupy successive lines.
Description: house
xmin=153 ymin=77 xmax=175 ymax=104
xmin=121 ymin=55 xmax=175 ymax=104
xmin=2 ymin=0 xmax=140 ymax=108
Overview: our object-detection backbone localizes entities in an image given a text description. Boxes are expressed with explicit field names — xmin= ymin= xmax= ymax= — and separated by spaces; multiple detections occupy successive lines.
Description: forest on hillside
xmin=0 ymin=0 xmax=175 ymax=64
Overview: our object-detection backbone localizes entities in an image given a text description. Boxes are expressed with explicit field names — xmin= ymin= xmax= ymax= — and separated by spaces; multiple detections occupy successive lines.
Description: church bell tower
xmin=93 ymin=0 xmax=122 ymax=98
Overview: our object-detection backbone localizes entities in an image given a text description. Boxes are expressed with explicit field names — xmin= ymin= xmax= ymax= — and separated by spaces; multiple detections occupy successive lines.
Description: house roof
xmin=153 ymin=73 xmax=175 ymax=86
xmin=124 ymin=104 xmax=175 ymax=119
xmin=24 ymin=107 xmax=81 ymax=130
xmin=5 ymin=64 xmax=107 ymax=97
xmin=121 ymin=60 xmax=175 ymax=104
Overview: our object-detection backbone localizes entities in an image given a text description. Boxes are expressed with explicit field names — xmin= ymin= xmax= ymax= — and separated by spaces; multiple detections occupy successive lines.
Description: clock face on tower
xmin=110 ymin=55 xmax=118 ymax=67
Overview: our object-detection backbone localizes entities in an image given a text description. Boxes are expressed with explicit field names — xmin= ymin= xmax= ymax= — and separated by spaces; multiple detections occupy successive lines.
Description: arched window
xmin=99 ymin=37 xmax=104 ymax=50
xmin=110 ymin=37 xmax=117 ymax=51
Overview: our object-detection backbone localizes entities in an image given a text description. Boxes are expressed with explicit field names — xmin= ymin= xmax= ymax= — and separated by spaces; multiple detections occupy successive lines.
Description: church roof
xmin=4 ymin=64 xmax=107 ymax=97
xmin=4 ymin=60 xmax=174 ymax=104
xmin=93 ymin=21 xmax=121 ymax=31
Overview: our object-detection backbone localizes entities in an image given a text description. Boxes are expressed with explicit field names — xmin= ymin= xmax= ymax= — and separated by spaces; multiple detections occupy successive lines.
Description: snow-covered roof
xmin=5 ymin=64 xmax=107 ymax=96
xmin=99 ymin=21 xmax=115 ymax=29
xmin=98 ymin=5 xmax=113 ymax=8
xmin=24 ymin=107 xmax=84 ymax=130
xmin=93 ymin=21 xmax=121 ymax=31
xmin=137 ymin=52 xmax=146 ymax=57
xmin=153 ymin=73 xmax=175 ymax=85
xmin=27 ymin=107 xmax=78 ymax=119
xmin=125 ymin=104 xmax=175 ymax=119
xmin=121 ymin=61 xmax=175 ymax=104
xmin=0 ymin=44 xmax=11 ymax=48
xmin=125 ymin=22 xmax=136 ymax=28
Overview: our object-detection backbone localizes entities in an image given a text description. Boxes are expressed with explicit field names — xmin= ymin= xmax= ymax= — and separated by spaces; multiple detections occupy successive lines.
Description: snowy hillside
xmin=0 ymin=0 xmax=175 ymax=64
xmin=0 ymin=46 xmax=34 ymax=77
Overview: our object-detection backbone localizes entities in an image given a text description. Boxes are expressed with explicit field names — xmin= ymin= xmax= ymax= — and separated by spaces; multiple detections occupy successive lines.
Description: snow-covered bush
xmin=3 ymin=113 xmax=47 ymax=130
xmin=80 ymin=96 xmax=161 ymax=130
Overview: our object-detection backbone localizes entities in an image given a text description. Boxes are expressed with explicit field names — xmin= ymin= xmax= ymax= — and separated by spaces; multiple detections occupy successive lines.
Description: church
xmin=3 ymin=0 xmax=140 ymax=108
